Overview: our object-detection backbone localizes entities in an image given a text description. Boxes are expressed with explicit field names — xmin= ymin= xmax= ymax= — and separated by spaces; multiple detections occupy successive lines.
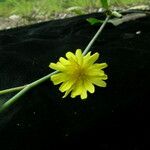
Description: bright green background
xmin=0 ymin=0 xmax=149 ymax=17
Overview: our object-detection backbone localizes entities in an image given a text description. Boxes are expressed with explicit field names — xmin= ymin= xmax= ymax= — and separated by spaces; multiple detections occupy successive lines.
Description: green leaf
xmin=86 ymin=18 xmax=104 ymax=25
xmin=100 ymin=0 xmax=109 ymax=9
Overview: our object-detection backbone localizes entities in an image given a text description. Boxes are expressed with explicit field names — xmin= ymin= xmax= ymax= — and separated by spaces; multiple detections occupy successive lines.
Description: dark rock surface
xmin=0 ymin=12 xmax=150 ymax=150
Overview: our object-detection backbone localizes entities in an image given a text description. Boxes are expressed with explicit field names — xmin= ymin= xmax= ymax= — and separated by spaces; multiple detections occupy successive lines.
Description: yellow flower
xmin=49 ymin=49 xmax=108 ymax=99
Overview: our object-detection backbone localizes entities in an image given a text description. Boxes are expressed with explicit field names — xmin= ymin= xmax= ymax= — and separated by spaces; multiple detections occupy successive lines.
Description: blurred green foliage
xmin=0 ymin=0 xmax=149 ymax=18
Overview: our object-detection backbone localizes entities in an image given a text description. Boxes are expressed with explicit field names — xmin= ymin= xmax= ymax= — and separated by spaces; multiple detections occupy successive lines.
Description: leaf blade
xmin=86 ymin=18 xmax=104 ymax=25
xmin=100 ymin=0 xmax=109 ymax=9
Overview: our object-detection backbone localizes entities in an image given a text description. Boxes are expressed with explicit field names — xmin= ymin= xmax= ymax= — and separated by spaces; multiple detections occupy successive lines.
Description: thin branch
xmin=0 ymin=85 xmax=27 ymax=95
xmin=0 ymin=71 xmax=58 ymax=113
xmin=83 ymin=15 xmax=110 ymax=55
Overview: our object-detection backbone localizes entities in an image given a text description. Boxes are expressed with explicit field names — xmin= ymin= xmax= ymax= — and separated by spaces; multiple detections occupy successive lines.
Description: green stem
xmin=0 ymin=85 xmax=26 ymax=95
xmin=0 ymin=71 xmax=58 ymax=113
xmin=83 ymin=15 xmax=110 ymax=55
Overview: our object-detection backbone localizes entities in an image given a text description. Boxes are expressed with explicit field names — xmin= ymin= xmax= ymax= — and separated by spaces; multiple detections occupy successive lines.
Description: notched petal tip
xmin=49 ymin=63 xmax=56 ymax=69
xmin=75 ymin=49 xmax=82 ymax=55
xmin=75 ymin=49 xmax=83 ymax=65
xmin=101 ymin=63 xmax=108 ymax=69
xmin=49 ymin=62 xmax=65 ymax=71
xmin=91 ymin=78 xmax=107 ymax=87
xmin=62 ymin=87 xmax=73 ymax=98
xmin=51 ymin=73 xmax=67 ymax=85
xmin=59 ymin=57 xmax=70 ymax=65
xmin=84 ymin=51 xmax=91 ymax=57
xmin=98 ymin=80 xmax=107 ymax=87
xmin=84 ymin=80 xmax=95 ymax=94
xmin=81 ymin=90 xmax=88 ymax=99
xmin=92 ymin=52 xmax=99 ymax=60
xmin=101 ymin=74 xmax=108 ymax=80
xmin=66 ymin=51 xmax=75 ymax=59
xmin=84 ymin=52 xmax=99 ymax=66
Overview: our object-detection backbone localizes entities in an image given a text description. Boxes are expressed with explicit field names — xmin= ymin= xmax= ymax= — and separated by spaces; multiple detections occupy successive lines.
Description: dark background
xmin=0 ymin=12 xmax=150 ymax=149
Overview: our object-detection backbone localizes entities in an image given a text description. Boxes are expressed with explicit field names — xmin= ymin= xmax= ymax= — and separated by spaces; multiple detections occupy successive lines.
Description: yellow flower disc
xmin=49 ymin=49 xmax=108 ymax=99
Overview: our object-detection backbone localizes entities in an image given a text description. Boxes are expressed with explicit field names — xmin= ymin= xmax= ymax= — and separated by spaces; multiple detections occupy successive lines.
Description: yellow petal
xmin=66 ymin=51 xmax=77 ymax=62
xmin=51 ymin=73 xmax=68 ymax=85
xmin=75 ymin=49 xmax=83 ymax=65
xmin=62 ymin=87 xmax=73 ymax=98
xmin=59 ymin=57 xmax=70 ymax=66
xmin=59 ymin=80 xmax=75 ymax=92
xmin=49 ymin=62 xmax=65 ymax=71
xmin=87 ymin=69 xmax=105 ymax=76
xmin=91 ymin=63 xmax=108 ymax=70
xmin=92 ymin=79 xmax=107 ymax=87
xmin=81 ymin=89 xmax=87 ymax=99
xmin=84 ymin=79 xmax=95 ymax=93
xmin=71 ymin=81 xmax=83 ymax=98
xmin=75 ymin=49 xmax=82 ymax=56
xmin=100 ymin=74 xmax=108 ymax=80
xmin=84 ymin=51 xmax=91 ymax=58
xmin=84 ymin=52 xmax=99 ymax=66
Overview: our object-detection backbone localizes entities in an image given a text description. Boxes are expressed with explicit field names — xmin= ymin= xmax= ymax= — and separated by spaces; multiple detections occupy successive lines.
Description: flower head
xmin=49 ymin=49 xmax=108 ymax=99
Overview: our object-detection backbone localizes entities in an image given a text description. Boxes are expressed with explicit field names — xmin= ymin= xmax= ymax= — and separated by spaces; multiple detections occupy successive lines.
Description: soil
xmin=0 ymin=10 xmax=150 ymax=149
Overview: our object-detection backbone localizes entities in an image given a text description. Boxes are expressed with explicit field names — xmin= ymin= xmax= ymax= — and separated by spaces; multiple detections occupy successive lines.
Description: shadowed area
xmin=0 ymin=11 xmax=150 ymax=149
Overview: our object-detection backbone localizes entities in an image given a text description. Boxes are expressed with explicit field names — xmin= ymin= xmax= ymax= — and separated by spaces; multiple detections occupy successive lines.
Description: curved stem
xmin=0 ymin=71 xmax=58 ymax=113
xmin=83 ymin=15 xmax=110 ymax=55
xmin=0 ymin=85 xmax=27 ymax=95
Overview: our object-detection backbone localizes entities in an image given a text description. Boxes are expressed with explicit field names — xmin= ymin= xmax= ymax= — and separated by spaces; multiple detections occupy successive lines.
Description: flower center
xmin=74 ymin=66 xmax=87 ymax=80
